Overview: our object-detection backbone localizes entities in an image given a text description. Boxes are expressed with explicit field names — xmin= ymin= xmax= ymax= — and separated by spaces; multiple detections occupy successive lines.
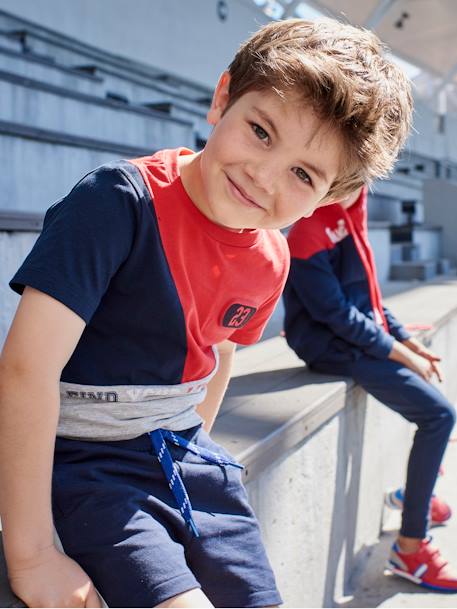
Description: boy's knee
xmin=432 ymin=401 xmax=457 ymax=434
xmin=443 ymin=402 xmax=457 ymax=431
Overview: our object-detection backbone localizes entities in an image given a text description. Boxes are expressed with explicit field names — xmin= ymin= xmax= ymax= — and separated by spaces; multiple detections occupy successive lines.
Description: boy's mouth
xmin=225 ymin=174 xmax=264 ymax=210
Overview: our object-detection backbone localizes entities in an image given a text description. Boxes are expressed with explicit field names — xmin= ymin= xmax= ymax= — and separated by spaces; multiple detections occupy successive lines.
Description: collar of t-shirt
xmin=156 ymin=147 xmax=261 ymax=248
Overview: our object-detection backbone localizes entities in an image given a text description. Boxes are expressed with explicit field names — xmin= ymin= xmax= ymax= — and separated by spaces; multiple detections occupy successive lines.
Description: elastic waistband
xmin=55 ymin=424 xmax=202 ymax=452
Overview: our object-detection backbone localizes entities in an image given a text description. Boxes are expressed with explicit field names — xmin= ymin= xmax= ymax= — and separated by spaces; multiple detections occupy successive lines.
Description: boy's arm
xmin=288 ymin=257 xmax=442 ymax=382
xmin=382 ymin=306 xmax=411 ymax=342
xmin=196 ymin=340 xmax=236 ymax=433
xmin=0 ymin=287 xmax=101 ymax=607
xmin=288 ymin=254 xmax=394 ymax=359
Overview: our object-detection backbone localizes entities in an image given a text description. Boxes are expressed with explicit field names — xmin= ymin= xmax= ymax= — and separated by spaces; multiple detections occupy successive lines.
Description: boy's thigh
xmin=54 ymin=485 xmax=200 ymax=608
xmin=176 ymin=429 xmax=282 ymax=608
xmin=52 ymin=431 xmax=281 ymax=608
xmin=317 ymin=355 xmax=453 ymax=424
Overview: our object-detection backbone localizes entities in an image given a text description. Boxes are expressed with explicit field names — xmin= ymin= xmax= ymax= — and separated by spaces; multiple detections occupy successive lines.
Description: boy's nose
xmin=244 ymin=162 xmax=276 ymax=196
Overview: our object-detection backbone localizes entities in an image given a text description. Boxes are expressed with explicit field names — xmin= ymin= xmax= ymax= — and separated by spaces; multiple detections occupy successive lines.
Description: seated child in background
xmin=0 ymin=19 xmax=412 ymax=608
xmin=284 ymin=185 xmax=457 ymax=593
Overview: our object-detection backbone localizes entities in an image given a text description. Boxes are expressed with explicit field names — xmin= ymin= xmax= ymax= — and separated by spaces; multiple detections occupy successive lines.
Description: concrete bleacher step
xmin=0 ymin=46 xmax=104 ymax=96
xmin=142 ymin=100 xmax=211 ymax=142
xmin=390 ymin=260 xmax=437 ymax=281
xmin=0 ymin=72 xmax=194 ymax=150
xmin=0 ymin=121 xmax=155 ymax=213
xmin=92 ymin=63 xmax=212 ymax=109
xmin=0 ymin=11 xmax=213 ymax=137
xmin=0 ymin=14 xmax=211 ymax=105
xmin=0 ymin=32 xmax=23 ymax=53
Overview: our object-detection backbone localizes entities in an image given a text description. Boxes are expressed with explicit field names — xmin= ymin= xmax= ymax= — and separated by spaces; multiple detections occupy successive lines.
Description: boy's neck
xmin=177 ymin=151 xmax=245 ymax=233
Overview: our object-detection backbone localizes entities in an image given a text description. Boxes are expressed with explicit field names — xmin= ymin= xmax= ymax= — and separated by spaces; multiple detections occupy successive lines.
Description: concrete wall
xmin=368 ymin=225 xmax=390 ymax=284
xmin=423 ymin=179 xmax=457 ymax=265
xmin=413 ymin=226 xmax=442 ymax=261
xmin=0 ymin=0 xmax=269 ymax=89
xmin=408 ymin=99 xmax=445 ymax=161
xmin=0 ymin=230 xmax=38 ymax=347
xmin=247 ymin=388 xmax=412 ymax=607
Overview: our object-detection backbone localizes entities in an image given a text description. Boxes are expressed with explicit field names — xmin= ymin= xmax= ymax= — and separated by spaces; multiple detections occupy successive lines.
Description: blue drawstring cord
xmin=149 ymin=428 xmax=243 ymax=537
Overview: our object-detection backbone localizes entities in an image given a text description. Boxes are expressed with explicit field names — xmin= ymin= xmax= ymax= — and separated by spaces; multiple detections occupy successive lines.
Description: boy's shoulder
xmin=287 ymin=205 xmax=347 ymax=260
xmin=264 ymin=227 xmax=290 ymax=264
xmin=53 ymin=158 xmax=152 ymax=215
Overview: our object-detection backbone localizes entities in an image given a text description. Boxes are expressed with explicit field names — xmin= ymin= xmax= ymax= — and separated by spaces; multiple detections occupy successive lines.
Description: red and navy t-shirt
xmin=10 ymin=148 xmax=289 ymax=386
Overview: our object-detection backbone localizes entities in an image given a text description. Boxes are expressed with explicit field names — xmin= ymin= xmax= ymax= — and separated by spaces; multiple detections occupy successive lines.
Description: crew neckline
xmin=161 ymin=147 xmax=262 ymax=248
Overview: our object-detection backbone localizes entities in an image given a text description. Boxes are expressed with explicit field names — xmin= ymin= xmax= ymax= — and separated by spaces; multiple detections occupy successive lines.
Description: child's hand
xmin=389 ymin=340 xmax=443 ymax=383
xmin=8 ymin=545 xmax=102 ymax=608
xmin=403 ymin=337 xmax=442 ymax=362
xmin=402 ymin=337 xmax=443 ymax=382
xmin=406 ymin=351 xmax=442 ymax=383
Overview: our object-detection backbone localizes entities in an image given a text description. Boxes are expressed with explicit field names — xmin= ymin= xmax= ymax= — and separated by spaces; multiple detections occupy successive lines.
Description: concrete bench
xmin=1 ymin=278 xmax=457 ymax=607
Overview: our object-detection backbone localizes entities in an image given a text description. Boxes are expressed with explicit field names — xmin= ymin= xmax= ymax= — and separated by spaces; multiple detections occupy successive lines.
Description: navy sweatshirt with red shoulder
xmin=283 ymin=187 xmax=410 ymax=365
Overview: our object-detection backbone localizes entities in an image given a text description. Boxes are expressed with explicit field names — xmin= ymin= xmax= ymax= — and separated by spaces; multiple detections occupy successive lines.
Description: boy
xmin=0 ymin=19 xmax=412 ymax=608
xmin=283 ymin=186 xmax=457 ymax=592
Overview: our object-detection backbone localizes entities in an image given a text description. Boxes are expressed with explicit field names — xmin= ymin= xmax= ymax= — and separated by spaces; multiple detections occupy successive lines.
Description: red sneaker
xmin=430 ymin=495 xmax=452 ymax=525
xmin=387 ymin=537 xmax=457 ymax=592
xmin=385 ymin=488 xmax=452 ymax=526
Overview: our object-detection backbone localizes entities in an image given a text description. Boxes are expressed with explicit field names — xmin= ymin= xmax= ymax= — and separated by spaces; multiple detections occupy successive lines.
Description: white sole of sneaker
xmin=385 ymin=562 xmax=423 ymax=585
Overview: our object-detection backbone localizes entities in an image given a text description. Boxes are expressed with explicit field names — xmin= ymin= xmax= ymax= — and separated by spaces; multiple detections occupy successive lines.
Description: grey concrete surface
xmin=337 ymin=439 xmax=457 ymax=608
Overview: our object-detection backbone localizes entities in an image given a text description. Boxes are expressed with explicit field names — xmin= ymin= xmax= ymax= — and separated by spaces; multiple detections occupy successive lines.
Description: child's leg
xmin=52 ymin=427 xmax=281 ymax=608
xmin=155 ymin=588 xmax=213 ymax=607
xmin=314 ymin=355 xmax=455 ymax=538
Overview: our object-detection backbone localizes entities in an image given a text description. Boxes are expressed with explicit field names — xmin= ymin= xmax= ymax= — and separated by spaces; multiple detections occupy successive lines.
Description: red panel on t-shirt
xmin=130 ymin=148 xmax=289 ymax=383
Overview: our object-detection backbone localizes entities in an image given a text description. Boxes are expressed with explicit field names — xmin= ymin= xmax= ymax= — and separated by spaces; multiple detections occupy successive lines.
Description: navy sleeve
xmin=289 ymin=252 xmax=394 ymax=359
xmin=382 ymin=306 xmax=411 ymax=341
xmin=9 ymin=164 xmax=139 ymax=324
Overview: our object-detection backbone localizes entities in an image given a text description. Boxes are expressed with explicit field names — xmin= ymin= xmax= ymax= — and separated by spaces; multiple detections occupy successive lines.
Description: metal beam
xmin=364 ymin=0 xmax=398 ymax=29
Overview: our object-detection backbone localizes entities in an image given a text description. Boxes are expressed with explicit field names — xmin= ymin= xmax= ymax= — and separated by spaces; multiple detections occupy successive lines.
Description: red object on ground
xmin=404 ymin=323 xmax=434 ymax=332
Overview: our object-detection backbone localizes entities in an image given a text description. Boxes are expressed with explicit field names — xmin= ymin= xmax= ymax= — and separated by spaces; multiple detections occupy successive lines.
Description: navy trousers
xmin=311 ymin=353 xmax=456 ymax=538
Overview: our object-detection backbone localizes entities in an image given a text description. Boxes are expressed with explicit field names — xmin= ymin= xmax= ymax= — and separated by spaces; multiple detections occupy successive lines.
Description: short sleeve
xmin=9 ymin=164 xmax=139 ymax=324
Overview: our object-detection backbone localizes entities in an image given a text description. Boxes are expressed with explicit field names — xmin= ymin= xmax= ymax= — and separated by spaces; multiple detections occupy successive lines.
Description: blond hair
xmin=228 ymin=19 xmax=413 ymax=200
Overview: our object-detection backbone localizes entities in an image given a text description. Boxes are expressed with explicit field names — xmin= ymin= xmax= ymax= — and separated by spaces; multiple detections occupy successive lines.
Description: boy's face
xmin=181 ymin=72 xmax=343 ymax=231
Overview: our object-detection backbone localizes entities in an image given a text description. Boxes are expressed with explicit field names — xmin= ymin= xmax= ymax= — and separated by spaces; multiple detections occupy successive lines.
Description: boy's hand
xmin=406 ymin=351 xmax=441 ymax=383
xmin=388 ymin=340 xmax=443 ymax=383
xmin=8 ymin=545 xmax=102 ymax=608
xmin=402 ymin=337 xmax=443 ymax=382
xmin=403 ymin=337 xmax=442 ymax=361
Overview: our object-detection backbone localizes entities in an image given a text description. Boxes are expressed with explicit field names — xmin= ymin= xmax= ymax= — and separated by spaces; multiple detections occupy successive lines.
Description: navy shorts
xmin=52 ymin=425 xmax=282 ymax=607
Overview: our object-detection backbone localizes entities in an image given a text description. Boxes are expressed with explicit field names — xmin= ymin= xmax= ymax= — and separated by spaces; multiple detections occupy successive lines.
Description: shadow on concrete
xmin=321 ymin=391 xmax=367 ymax=607
xmin=226 ymin=367 xmax=348 ymax=398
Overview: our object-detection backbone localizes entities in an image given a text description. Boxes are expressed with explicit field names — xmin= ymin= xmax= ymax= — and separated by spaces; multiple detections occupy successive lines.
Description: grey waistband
xmin=57 ymin=353 xmax=219 ymax=441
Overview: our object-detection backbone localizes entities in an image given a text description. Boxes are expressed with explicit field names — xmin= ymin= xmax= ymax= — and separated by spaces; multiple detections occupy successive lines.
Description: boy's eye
xmin=251 ymin=123 xmax=269 ymax=141
xmin=293 ymin=167 xmax=312 ymax=185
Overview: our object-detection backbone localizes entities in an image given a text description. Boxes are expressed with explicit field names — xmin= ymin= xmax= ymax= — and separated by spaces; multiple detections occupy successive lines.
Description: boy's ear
xmin=207 ymin=71 xmax=231 ymax=125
